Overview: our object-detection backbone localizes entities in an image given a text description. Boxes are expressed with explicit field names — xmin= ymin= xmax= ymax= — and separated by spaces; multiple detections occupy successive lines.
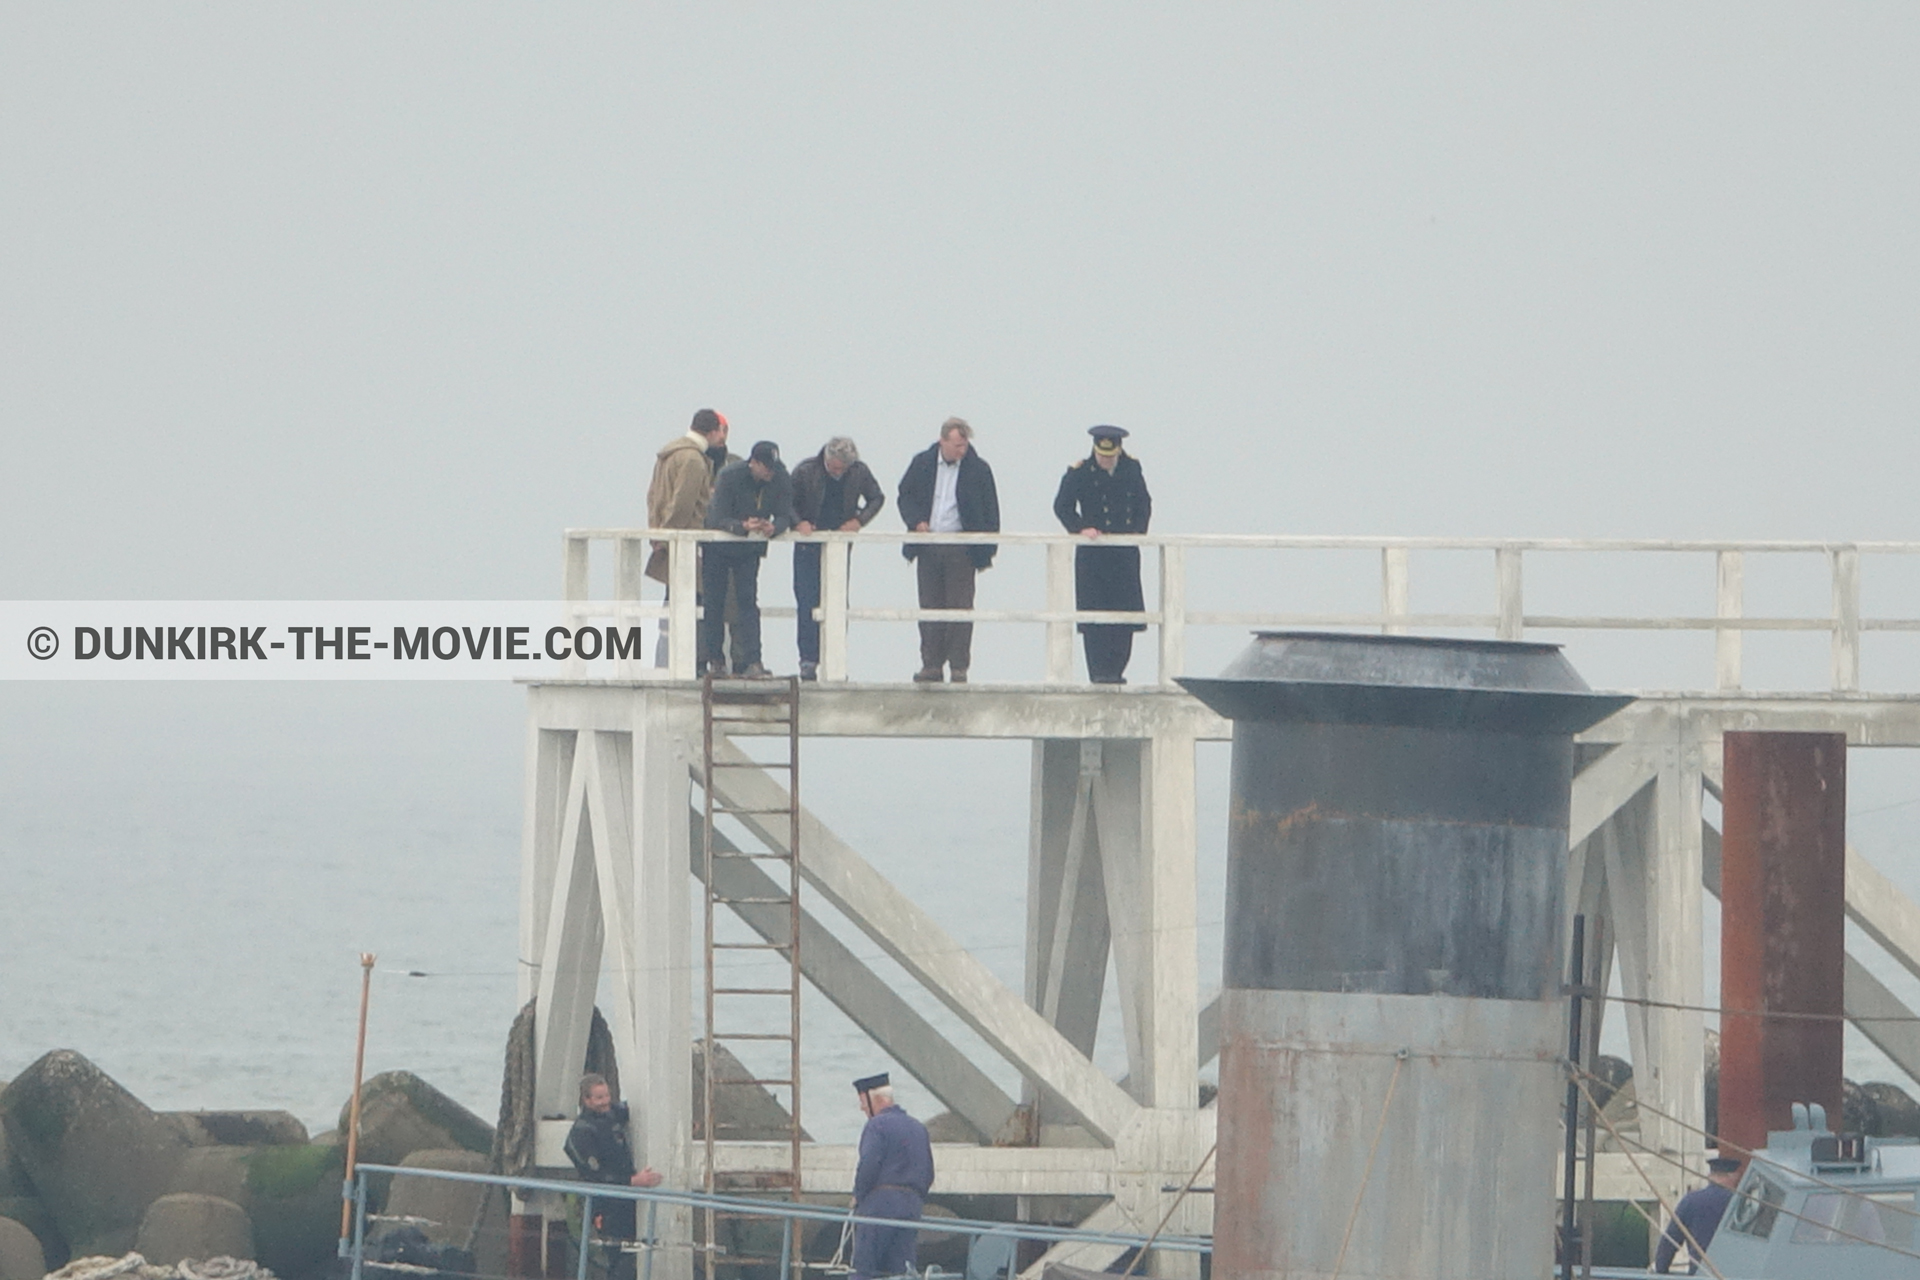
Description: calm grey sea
xmin=3 ymin=681 xmax=1917 ymax=1147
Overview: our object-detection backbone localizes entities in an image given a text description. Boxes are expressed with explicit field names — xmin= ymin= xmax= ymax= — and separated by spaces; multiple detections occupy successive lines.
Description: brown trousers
xmin=915 ymin=546 xmax=977 ymax=673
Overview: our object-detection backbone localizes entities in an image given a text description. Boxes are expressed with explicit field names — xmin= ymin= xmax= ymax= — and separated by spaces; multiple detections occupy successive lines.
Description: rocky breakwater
xmin=0 ymin=1053 xmax=497 ymax=1280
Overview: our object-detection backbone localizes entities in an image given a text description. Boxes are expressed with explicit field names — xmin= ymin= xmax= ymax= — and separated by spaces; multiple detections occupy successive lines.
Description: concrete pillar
xmin=1025 ymin=740 xmax=1111 ymax=1067
xmin=1719 ymin=730 xmax=1846 ymax=1158
xmin=629 ymin=690 xmax=694 ymax=1280
xmin=1182 ymin=632 xmax=1628 ymax=1280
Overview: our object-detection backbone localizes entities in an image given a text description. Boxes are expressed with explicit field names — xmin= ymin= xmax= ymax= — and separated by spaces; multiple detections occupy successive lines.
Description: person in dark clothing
xmin=705 ymin=437 xmax=748 ymax=671
xmin=703 ymin=441 xmax=793 ymax=676
xmin=1052 ymin=425 xmax=1152 ymax=684
xmin=790 ymin=437 xmax=886 ymax=680
xmin=896 ymin=418 xmax=1000 ymax=683
xmin=1655 ymin=1155 xmax=1742 ymax=1273
xmin=850 ymin=1073 xmax=934 ymax=1280
xmin=563 ymin=1074 xmax=661 ymax=1280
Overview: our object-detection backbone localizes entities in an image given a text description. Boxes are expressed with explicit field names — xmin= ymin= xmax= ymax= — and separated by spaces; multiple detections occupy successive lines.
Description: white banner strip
xmin=2 ymin=602 xmax=670 ymax=681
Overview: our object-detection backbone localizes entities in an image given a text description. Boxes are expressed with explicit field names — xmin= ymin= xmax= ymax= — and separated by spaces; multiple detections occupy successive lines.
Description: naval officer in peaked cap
xmin=1052 ymin=425 xmax=1153 ymax=684
xmin=850 ymin=1072 xmax=934 ymax=1280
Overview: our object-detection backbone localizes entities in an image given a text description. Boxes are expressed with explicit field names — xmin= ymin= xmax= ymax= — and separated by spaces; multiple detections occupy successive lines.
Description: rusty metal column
xmin=1182 ymin=633 xmax=1628 ymax=1280
xmin=1718 ymin=730 xmax=1846 ymax=1159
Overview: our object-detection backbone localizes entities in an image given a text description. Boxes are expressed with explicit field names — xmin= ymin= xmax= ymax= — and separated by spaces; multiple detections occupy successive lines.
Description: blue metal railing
xmin=342 ymin=1162 xmax=1210 ymax=1280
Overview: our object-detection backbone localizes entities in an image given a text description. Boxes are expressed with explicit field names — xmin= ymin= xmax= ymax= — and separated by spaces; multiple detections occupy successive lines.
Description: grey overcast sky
xmin=6 ymin=3 xmax=1920 ymax=601
xmin=5 ymin=6 xmax=1920 ymax=1115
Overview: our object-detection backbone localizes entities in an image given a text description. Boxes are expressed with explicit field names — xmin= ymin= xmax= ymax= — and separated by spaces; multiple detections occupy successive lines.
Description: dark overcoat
xmin=564 ymin=1104 xmax=638 ymax=1237
xmin=1052 ymin=452 xmax=1152 ymax=633
xmin=896 ymin=443 xmax=1000 ymax=569
xmin=705 ymin=459 xmax=794 ymax=560
xmin=791 ymin=453 xmax=886 ymax=528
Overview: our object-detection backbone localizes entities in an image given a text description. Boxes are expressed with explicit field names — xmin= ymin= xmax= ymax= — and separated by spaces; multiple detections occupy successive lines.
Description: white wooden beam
xmin=1845 ymin=956 xmax=1920 ymax=1087
xmin=582 ymin=730 xmax=641 ymax=1104
xmin=533 ymin=734 xmax=606 ymax=1121
xmin=1647 ymin=751 xmax=1708 ymax=1172
xmin=629 ymin=704 xmax=693 ymax=1280
xmin=1041 ymin=745 xmax=1102 ymax=1034
xmin=696 ymin=812 xmax=1021 ymax=1139
xmin=519 ymin=725 xmax=576 ymax=1005
xmin=1598 ymin=775 xmax=1697 ymax=1196
xmin=704 ymin=737 xmax=1140 ymax=1144
xmin=1570 ymin=745 xmax=1658 ymax=851
xmin=1846 ymin=847 xmax=1920 ymax=987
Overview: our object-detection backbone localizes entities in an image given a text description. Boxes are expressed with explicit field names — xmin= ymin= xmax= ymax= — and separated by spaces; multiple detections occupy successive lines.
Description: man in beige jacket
xmin=647 ymin=408 xmax=730 ymax=664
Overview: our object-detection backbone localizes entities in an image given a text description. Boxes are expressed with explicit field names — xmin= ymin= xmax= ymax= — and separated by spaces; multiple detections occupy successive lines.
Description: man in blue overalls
xmin=851 ymin=1072 xmax=935 ymax=1280
xmin=1655 ymin=1155 xmax=1742 ymax=1273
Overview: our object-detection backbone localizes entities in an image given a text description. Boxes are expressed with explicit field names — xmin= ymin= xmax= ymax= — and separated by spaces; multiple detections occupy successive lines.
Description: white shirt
xmin=931 ymin=456 xmax=963 ymax=533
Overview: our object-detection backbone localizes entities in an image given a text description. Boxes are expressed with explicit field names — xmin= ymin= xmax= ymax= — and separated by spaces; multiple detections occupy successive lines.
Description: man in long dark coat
xmin=897 ymin=417 xmax=999 ymax=683
xmin=1052 ymin=425 xmax=1152 ymax=683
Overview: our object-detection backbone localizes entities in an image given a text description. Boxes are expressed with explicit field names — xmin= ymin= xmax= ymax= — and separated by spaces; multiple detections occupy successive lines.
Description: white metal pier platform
xmin=520 ymin=530 xmax=1920 ymax=1278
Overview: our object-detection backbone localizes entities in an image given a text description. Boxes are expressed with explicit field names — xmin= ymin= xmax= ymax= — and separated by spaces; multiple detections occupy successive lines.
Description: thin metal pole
xmin=642 ymin=1201 xmax=658 ymax=1280
xmin=1580 ymin=916 xmax=1604 ymax=1280
xmin=349 ymin=1169 xmax=369 ymax=1280
xmin=578 ymin=1196 xmax=593 ymax=1280
xmin=787 ymin=674 xmax=804 ymax=1280
xmin=1560 ymin=915 xmax=1587 ymax=1280
xmin=702 ymin=674 xmax=718 ymax=1272
xmin=340 ymin=952 xmax=377 ymax=1241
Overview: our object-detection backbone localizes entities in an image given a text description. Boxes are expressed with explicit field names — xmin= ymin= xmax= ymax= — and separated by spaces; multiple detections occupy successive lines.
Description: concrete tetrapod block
xmin=135 ymin=1194 xmax=254 ymax=1267
xmin=0 ymin=1198 xmax=66 ymax=1271
xmin=0 ymin=1217 xmax=47 ymax=1280
xmin=163 ymin=1114 xmax=309 ymax=1149
xmin=385 ymin=1151 xmax=506 ymax=1276
xmin=336 ymin=1073 xmax=492 ymax=1168
xmin=0 ymin=1088 xmax=32 ymax=1200
xmin=0 ymin=1052 xmax=191 ymax=1257
xmin=337 ymin=1073 xmax=492 ymax=1211
xmin=169 ymin=1143 xmax=343 ymax=1280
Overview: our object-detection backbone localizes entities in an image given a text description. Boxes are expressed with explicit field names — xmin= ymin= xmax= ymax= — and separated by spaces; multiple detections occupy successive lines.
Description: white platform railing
xmin=561 ymin=529 xmax=1920 ymax=691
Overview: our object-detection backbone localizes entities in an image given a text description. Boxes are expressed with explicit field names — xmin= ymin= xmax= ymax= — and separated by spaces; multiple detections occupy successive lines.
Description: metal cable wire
xmin=1568 ymin=1065 xmax=1920 ymax=1262
xmin=1569 ymin=1073 xmax=1731 ymax=1280
xmin=1599 ymin=991 xmax=1920 ymax=1024
xmin=1329 ymin=1050 xmax=1408 ymax=1280
xmin=1566 ymin=1058 xmax=1920 ymax=1225
xmin=1118 ymin=1142 xmax=1217 ymax=1280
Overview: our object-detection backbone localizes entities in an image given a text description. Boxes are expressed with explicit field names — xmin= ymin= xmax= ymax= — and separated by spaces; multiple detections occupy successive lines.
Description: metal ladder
xmin=700 ymin=674 xmax=803 ymax=1280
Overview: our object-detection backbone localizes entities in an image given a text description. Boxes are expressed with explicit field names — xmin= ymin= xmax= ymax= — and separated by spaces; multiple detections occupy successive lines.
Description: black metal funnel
xmin=1177 ymin=631 xmax=1632 ymax=1000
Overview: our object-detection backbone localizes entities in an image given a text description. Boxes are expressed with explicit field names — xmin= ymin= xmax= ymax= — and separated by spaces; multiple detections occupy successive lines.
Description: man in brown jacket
xmin=647 ymin=408 xmax=730 ymax=664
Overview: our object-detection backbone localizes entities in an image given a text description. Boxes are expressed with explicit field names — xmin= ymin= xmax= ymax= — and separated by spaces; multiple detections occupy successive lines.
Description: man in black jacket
xmin=790 ymin=436 xmax=886 ymax=680
xmin=563 ymin=1074 xmax=661 ymax=1280
xmin=1052 ymin=425 xmax=1152 ymax=683
xmin=897 ymin=418 xmax=999 ymax=683
xmin=703 ymin=441 xmax=794 ymax=677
